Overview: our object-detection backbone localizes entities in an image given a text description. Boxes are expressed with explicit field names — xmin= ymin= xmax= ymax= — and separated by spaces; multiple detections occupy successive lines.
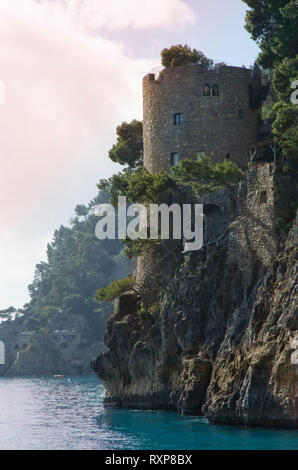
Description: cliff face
xmin=91 ymin=166 xmax=298 ymax=428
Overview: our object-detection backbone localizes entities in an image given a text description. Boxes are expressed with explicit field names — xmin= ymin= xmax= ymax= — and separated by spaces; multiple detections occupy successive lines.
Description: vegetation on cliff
xmin=108 ymin=120 xmax=143 ymax=168
xmin=0 ymin=189 xmax=130 ymax=370
xmin=172 ymin=157 xmax=245 ymax=197
xmin=22 ymin=189 xmax=128 ymax=338
xmin=0 ymin=187 xmax=134 ymax=374
xmin=99 ymin=166 xmax=176 ymax=207
xmin=243 ymin=0 xmax=298 ymax=172
xmin=99 ymin=143 xmax=244 ymax=263
xmin=96 ymin=275 xmax=136 ymax=302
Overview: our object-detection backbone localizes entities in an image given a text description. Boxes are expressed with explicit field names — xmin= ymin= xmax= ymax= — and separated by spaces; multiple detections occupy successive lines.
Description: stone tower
xmin=143 ymin=64 xmax=262 ymax=173
xmin=137 ymin=63 xmax=263 ymax=293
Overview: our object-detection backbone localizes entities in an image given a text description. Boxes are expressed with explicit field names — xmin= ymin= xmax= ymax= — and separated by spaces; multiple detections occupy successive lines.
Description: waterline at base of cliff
xmin=1 ymin=376 xmax=298 ymax=450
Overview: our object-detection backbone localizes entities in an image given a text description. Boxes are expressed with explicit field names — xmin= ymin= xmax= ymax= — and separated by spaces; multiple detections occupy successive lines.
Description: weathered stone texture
xmin=92 ymin=166 xmax=298 ymax=428
xmin=91 ymin=62 xmax=297 ymax=429
xmin=143 ymin=64 xmax=261 ymax=173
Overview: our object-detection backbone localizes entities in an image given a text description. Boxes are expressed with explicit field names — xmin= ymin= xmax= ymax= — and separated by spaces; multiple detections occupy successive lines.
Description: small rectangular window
xmin=171 ymin=153 xmax=179 ymax=166
xmin=197 ymin=152 xmax=206 ymax=160
xmin=174 ymin=113 xmax=183 ymax=125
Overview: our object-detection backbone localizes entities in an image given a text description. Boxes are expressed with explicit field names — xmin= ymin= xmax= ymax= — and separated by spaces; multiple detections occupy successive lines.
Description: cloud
xmin=0 ymin=10 xmax=151 ymax=224
xmin=0 ymin=0 xmax=195 ymax=35
xmin=0 ymin=0 xmax=197 ymax=307
xmin=38 ymin=0 xmax=196 ymax=33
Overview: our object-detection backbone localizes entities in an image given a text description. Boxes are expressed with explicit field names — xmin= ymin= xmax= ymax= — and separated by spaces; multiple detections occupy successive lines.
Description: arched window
xmin=260 ymin=190 xmax=267 ymax=204
xmin=212 ymin=84 xmax=219 ymax=96
xmin=203 ymin=85 xmax=211 ymax=96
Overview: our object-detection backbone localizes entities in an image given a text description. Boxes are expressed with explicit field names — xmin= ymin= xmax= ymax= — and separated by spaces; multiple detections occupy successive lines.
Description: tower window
xmin=203 ymin=85 xmax=211 ymax=96
xmin=174 ymin=113 xmax=183 ymax=125
xmin=260 ymin=191 xmax=267 ymax=204
xmin=171 ymin=153 xmax=179 ymax=166
xmin=197 ymin=152 xmax=206 ymax=160
xmin=226 ymin=153 xmax=230 ymax=159
xmin=212 ymin=84 xmax=219 ymax=96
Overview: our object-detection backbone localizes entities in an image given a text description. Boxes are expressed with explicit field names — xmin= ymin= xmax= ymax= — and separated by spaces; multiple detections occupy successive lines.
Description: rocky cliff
xmin=91 ymin=165 xmax=298 ymax=428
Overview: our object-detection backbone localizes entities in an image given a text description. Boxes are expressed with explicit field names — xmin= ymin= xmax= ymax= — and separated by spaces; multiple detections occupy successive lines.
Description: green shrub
xmin=161 ymin=45 xmax=213 ymax=68
xmin=95 ymin=275 xmax=135 ymax=302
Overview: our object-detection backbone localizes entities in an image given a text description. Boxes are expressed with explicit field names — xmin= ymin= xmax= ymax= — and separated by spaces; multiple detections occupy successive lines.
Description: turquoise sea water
xmin=0 ymin=376 xmax=297 ymax=450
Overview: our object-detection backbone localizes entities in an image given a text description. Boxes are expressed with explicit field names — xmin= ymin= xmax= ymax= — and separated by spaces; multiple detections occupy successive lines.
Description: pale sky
xmin=0 ymin=0 xmax=259 ymax=309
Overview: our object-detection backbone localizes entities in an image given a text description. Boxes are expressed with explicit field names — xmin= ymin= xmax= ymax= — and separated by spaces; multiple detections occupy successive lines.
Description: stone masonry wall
xmin=143 ymin=64 xmax=261 ymax=173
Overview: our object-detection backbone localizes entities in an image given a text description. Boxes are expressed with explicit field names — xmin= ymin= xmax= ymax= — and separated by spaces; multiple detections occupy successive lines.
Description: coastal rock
xmin=92 ymin=168 xmax=298 ymax=428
